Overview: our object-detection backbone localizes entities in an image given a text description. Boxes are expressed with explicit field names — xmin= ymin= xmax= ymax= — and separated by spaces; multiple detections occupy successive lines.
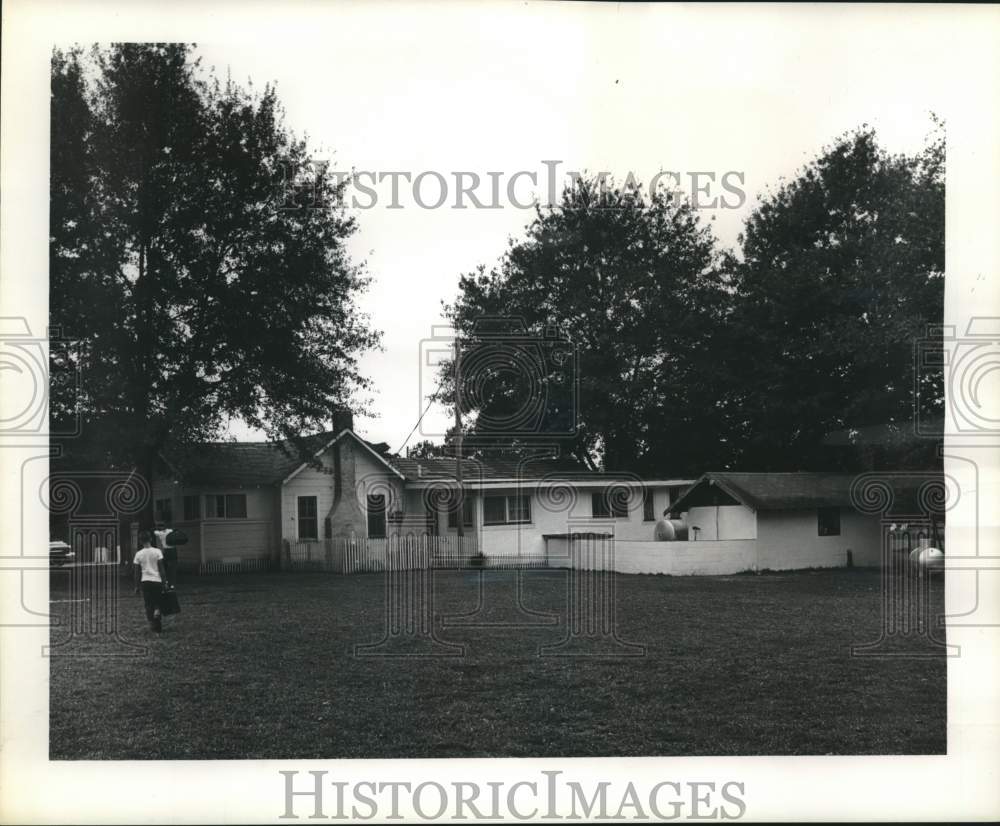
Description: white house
xmin=665 ymin=472 xmax=888 ymax=570
xmin=150 ymin=428 xmax=694 ymax=572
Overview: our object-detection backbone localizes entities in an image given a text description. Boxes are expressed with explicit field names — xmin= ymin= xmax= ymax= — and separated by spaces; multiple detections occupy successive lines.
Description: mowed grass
xmin=49 ymin=566 xmax=946 ymax=759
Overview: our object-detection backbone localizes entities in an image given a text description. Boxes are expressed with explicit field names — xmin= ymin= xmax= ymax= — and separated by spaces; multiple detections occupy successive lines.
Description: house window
xmin=182 ymin=495 xmax=201 ymax=521
xmin=818 ymin=507 xmax=841 ymax=536
xmin=206 ymin=493 xmax=247 ymax=519
xmin=368 ymin=494 xmax=387 ymax=538
xmin=592 ymin=489 xmax=628 ymax=519
xmin=483 ymin=494 xmax=531 ymax=526
xmin=154 ymin=497 xmax=173 ymax=523
xmin=643 ymin=488 xmax=655 ymax=522
xmin=447 ymin=496 xmax=474 ymax=529
xmin=297 ymin=496 xmax=318 ymax=540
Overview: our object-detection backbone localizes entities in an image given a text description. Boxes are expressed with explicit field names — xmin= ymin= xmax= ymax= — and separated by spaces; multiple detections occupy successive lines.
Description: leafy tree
xmin=441 ymin=177 xmax=727 ymax=474
xmin=721 ymin=124 xmax=944 ymax=470
xmin=50 ymin=44 xmax=379 ymax=524
xmin=405 ymin=439 xmax=443 ymax=459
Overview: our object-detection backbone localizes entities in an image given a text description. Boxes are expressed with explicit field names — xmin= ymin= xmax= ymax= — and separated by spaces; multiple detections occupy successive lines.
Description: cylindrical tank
xmin=654 ymin=518 xmax=688 ymax=541
xmin=909 ymin=547 xmax=944 ymax=570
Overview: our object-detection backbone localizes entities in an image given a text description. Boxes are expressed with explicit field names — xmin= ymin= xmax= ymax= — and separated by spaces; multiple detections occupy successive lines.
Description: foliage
xmin=722 ymin=124 xmax=944 ymax=470
xmin=50 ymin=44 xmax=379 ymax=493
xmin=441 ymin=177 xmax=726 ymax=474
xmin=444 ymin=124 xmax=944 ymax=473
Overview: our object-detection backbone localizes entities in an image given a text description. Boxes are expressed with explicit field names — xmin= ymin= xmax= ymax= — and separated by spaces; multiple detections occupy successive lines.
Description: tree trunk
xmin=138 ymin=445 xmax=157 ymax=532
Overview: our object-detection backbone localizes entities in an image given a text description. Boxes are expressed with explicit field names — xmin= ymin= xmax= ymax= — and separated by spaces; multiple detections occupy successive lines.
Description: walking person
xmin=153 ymin=521 xmax=179 ymax=588
xmin=133 ymin=531 xmax=166 ymax=633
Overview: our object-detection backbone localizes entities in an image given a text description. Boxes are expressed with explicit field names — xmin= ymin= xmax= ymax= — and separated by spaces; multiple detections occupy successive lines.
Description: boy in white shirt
xmin=133 ymin=531 xmax=166 ymax=633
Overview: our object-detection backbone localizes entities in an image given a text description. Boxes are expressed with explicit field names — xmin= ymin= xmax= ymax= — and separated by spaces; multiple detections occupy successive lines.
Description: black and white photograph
xmin=1 ymin=1 xmax=999 ymax=822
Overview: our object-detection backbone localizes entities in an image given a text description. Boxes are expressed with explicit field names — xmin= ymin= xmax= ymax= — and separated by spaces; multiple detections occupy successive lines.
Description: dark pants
xmin=140 ymin=581 xmax=163 ymax=631
xmin=163 ymin=549 xmax=179 ymax=587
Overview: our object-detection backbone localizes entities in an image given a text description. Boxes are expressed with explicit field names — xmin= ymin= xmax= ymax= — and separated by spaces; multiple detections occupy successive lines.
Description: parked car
xmin=49 ymin=540 xmax=75 ymax=567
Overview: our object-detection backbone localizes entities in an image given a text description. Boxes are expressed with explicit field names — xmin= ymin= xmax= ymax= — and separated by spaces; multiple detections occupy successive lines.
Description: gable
xmin=282 ymin=429 xmax=404 ymax=484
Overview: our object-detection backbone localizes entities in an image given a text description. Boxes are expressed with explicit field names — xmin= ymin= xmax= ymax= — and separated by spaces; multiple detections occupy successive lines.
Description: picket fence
xmin=284 ymin=534 xmax=545 ymax=573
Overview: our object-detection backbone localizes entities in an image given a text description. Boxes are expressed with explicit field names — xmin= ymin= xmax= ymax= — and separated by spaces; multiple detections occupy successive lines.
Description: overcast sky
xmin=193 ymin=3 xmax=953 ymax=450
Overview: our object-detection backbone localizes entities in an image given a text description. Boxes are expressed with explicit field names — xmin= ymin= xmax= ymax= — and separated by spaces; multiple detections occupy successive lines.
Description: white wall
xmin=544 ymin=507 xmax=883 ymax=575
xmin=477 ymin=484 xmax=677 ymax=558
xmin=282 ymin=462 xmax=333 ymax=542
xmin=477 ymin=486 xmax=558 ymax=558
xmin=281 ymin=440 xmax=406 ymax=541
xmin=151 ymin=480 xmax=280 ymax=564
xmin=756 ymin=509 xmax=881 ymax=569
xmin=151 ymin=481 xmax=276 ymax=523
xmin=547 ymin=536 xmax=758 ymax=575
xmin=202 ymin=519 xmax=276 ymax=562
xmin=684 ymin=505 xmax=757 ymax=540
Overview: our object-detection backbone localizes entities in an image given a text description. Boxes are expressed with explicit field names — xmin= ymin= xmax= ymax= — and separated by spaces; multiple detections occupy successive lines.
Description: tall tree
xmin=442 ymin=177 xmax=727 ymax=474
xmin=722 ymin=124 xmax=945 ymax=470
xmin=50 ymin=44 xmax=379 ymax=523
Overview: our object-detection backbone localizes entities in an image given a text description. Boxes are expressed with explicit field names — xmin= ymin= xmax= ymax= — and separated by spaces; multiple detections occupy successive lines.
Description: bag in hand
xmin=159 ymin=587 xmax=181 ymax=616
xmin=165 ymin=529 xmax=189 ymax=546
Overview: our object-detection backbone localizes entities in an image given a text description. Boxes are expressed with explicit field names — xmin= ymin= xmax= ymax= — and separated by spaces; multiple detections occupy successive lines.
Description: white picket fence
xmin=285 ymin=534 xmax=488 ymax=573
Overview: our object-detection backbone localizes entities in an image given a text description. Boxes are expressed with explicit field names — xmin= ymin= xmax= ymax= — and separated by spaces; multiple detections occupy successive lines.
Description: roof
xmin=387 ymin=454 xmax=593 ymax=482
xmin=161 ymin=428 xmax=690 ymax=489
xmin=669 ymin=471 xmax=946 ymax=516
xmin=160 ymin=432 xmax=599 ymax=487
xmin=282 ymin=429 xmax=404 ymax=483
xmin=161 ymin=431 xmax=340 ymax=487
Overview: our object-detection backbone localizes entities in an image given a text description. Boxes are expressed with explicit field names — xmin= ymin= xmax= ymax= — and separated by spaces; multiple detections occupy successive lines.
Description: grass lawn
xmin=49 ymin=566 xmax=946 ymax=759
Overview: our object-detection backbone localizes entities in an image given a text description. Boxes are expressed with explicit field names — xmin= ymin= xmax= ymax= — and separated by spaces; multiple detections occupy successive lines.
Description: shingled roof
xmin=161 ymin=431 xmax=600 ymax=487
xmin=670 ymin=471 xmax=945 ymax=516
xmin=160 ymin=432 xmax=338 ymax=486
xmin=386 ymin=454 xmax=595 ymax=482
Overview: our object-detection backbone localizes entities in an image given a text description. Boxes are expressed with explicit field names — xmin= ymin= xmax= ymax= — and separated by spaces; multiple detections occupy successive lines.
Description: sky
xmin=192 ymin=3 xmax=955 ymax=450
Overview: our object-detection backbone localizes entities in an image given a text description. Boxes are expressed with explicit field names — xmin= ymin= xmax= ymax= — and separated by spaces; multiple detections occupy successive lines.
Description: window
xmin=154 ymin=497 xmax=173 ymax=523
xmin=182 ymin=495 xmax=201 ymax=521
xmin=818 ymin=507 xmax=841 ymax=536
xmin=297 ymin=496 xmax=318 ymax=540
xmin=483 ymin=494 xmax=531 ymax=525
xmin=206 ymin=493 xmax=247 ymax=519
xmin=592 ymin=489 xmax=628 ymax=519
xmin=368 ymin=494 xmax=387 ymax=538
xmin=643 ymin=488 xmax=655 ymax=522
xmin=447 ymin=496 xmax=474 ymax=529
xmin=425 ymin=502 xmax=440 ymax=536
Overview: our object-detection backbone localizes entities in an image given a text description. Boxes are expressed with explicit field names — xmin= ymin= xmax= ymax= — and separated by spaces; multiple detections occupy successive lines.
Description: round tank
xmin=654 ymin=518 xmax=688 ymax=541
xmin=909 ymin=547 xmax=944 ymax=570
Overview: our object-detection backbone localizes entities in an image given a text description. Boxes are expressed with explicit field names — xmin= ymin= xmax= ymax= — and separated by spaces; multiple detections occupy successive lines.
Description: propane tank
xmin=909 ymin=546 xmax=944 ymax=571
xmin=654 ymin=518 xmax=688 ymax=541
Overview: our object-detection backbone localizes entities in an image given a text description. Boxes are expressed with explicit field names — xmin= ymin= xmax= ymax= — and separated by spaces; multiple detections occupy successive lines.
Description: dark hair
xmin=139 ymin=531 xmax=152 ymax=545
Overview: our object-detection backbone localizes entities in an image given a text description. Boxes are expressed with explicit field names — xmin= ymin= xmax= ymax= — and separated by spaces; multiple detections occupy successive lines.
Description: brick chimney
xmin=332 ymin=409 xmax=355 ymax=433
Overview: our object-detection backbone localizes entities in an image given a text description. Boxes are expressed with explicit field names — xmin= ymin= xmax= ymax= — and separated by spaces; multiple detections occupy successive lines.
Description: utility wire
xmin=395 ymin=385 xmax=443 ymax=456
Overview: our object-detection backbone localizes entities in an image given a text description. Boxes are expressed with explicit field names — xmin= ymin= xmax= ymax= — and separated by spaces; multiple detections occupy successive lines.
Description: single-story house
xmin=666 ymin=471 xmax=944 ymax=570
xmin=150 ymin=428 xmax=695 ymax=572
